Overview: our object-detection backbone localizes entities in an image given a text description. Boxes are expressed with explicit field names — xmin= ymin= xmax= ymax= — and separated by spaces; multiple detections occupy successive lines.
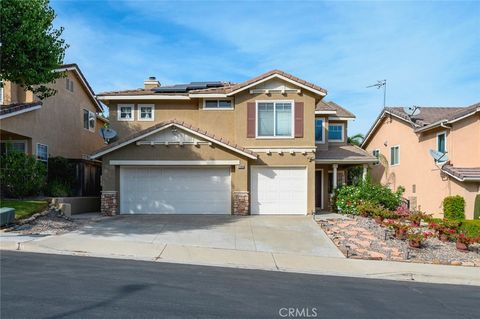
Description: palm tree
xmin=348 ymin=133 xmax=365 ymax=146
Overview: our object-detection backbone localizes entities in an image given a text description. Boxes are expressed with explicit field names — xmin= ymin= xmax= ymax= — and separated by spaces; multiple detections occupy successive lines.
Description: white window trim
xmin=372 ymin=149 xmax=380 ymax=166
xmin=0 ymin=81 xmax=4 ymax=104
xmin=36 ymin=143 xmax=48 ymax=162
xmin=117 ymin=104 xmax=134 ymax=121
xmin=137 ymin=104 xmax=155 ymax=121
xmin=436 ymin=131 xmax=447 ymax=153
xmin=315 ymin=118 xmax=325 ymax=144
xmin=328 ymin=123 xmax=345 ymax=142
xmin=390 ymin=145 xmax=400 ymax=166
xmin=1 ymin=140 xmax=27 ymax=154
xmin=83 ymin=109 xmax=96 ymax=132
xmin=255 ymin=100 xmax=295 ymax=139
xmin=202 ymin=99 xmax=234 ymax=110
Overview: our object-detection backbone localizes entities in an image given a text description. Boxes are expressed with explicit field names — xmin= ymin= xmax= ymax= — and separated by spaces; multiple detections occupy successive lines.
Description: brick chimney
xmin=144 ymin=76 xmax=161 ymax=90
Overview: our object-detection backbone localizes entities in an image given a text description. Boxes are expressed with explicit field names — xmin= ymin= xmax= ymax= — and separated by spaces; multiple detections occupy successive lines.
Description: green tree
xmin=347 ymin=133 xmax=365 ymax=146
xmin=0 ymin=0 xmax=68 ymax=99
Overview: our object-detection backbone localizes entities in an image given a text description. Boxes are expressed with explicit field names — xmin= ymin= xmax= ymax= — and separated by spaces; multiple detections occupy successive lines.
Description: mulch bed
xmin=319 ymin=216 xmax=480 ymax=267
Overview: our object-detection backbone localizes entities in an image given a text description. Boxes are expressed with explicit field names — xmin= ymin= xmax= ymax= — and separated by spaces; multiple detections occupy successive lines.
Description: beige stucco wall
xmin=0 ymin=71 xmax=105 ymax=159
xmin=365 ymin=115 xmax=480 ymax=219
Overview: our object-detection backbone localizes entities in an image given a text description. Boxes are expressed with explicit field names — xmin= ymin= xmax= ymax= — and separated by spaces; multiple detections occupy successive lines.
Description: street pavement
xmin=1 ymin=251 xmax=479 ymax=319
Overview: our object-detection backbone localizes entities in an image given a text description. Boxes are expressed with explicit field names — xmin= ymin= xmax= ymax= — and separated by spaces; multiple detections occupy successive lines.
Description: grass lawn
xmin=0 ymin=199 xmax=49 ymax=220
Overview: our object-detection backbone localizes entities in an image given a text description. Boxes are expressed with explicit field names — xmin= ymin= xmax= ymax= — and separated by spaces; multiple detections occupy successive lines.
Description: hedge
xmin=459 ymin=220 xmax=480 ymax=237
xmin=443 ymin=195 xmax=465 ymax=220
xmin=474 ymin=194 xmax=480 ymax=220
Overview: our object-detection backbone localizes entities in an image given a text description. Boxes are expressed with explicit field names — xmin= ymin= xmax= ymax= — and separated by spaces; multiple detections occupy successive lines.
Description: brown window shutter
xmin=247 ymin=102 xmax=256 ymax=138
xmin=294 ymin=102 xmax=304 ymax=138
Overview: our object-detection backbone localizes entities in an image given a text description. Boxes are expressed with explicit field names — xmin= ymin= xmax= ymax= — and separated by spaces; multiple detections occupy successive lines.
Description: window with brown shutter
xmin=294 ymin=102 xmax=304 ymax=138
xmin=247 ymin=102 xmax=256 ymax=138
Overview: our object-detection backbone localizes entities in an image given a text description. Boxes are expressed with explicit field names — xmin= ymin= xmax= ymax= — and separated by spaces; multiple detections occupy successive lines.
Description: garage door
xmin=120 ymin=167 xmax=231 ymax=214
xmin=251 ymin=167 xmax=307 ymax=215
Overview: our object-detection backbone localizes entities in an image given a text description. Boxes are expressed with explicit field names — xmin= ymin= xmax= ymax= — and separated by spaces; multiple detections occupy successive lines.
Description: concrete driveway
xmin=41 ymin=215 xmax=343 ymax=258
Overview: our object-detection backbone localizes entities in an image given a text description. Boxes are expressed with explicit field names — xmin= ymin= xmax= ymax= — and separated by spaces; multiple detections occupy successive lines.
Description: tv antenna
xmin=367 ymin=79 xmax=387 ymax=108
xmin=403 ymin=105 xmax=421 ymax=117
xmin=99 ymin=127 xmax=117 ymax=144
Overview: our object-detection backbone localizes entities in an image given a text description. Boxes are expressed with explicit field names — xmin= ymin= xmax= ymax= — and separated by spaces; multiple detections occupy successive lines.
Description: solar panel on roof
xmin=152 ymin=81 xmax=224 ymax=93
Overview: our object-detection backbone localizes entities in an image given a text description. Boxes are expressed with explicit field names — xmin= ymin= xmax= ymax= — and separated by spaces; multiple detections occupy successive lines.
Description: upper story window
xmin=118 ymin=104 xmax=134 ymax=121
xmin=138 ymin=104 xmax=154 ymax=121
xmin=437 ymin=131 xmax=447 ymax=153
xmin=390 ymin=145 xmax=400 ymax=166
xmin=315 ymin=118 xmax=324 ymax=143
xmin=83 ymin=109 xmax=96 ymax=132
xmin=66 ymin=78 xmax=74 ymax=92
xmin=36 ymin=143 xmax=48 ymax=162
xmin=257 ymin=101 xmax=293 ymax=138
xmin=372 ymin=149 xmax=380 ymax=165
xmin=0 ymin=141 xmax=26 ymax=155
xmin=328 ymin=123 xmax=344 ymax=142
xmin=204 ymin=99 xmax=233 ymax=110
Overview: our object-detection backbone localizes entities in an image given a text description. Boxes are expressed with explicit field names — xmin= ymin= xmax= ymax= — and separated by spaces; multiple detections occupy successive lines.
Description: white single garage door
xmin=251 ymin=167 xmax=307 ymax=215
xmin=120 ymin=167 xmax=231 ymax=214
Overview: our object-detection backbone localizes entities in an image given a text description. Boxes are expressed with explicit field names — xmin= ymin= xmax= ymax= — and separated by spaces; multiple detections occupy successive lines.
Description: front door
xmin=315 ymin=170 xmax=322 ymax=209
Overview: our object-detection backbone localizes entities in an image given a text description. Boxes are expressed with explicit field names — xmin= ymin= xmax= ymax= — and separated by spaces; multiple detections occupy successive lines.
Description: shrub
xmin=0 ymin=151 xmax=47 ymax=198
xmin=47 ymin=156 xmax=75 ymax=191
xmin=335 ymin=182 xmax=404 ymax=214
xmin=443 ymin=195 xmax=465 ymax=219
xmin=46 ymin=180 xmax=71 ymax=197
xmin=474 ymin=194 xmax=480 ymax=220
xmin=459 ymin=220 xmax=480 ymax=238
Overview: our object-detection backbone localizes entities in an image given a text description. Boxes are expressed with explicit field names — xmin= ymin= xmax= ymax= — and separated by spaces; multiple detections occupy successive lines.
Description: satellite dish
xmin=429 ymin=149 xmax=448 ymax=164
xmin=99 ymin=128 xmax=117 ymax=144
xmin=403 ymin=106 xmax=421 ymax=117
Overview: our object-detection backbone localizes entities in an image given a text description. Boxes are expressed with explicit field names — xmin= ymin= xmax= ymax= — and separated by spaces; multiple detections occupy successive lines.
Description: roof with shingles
xmin=90 ymin=119 xmax=257 ymax=159
xmin=97 ymin=70 xmax=327 ymax=97
xmin=316 ymin=144 xmax=377 ymax=162
xmin=442 ymin=165 xmax=480 ymax=182
xmin=0 ymin=102 xmax=43 ymax=117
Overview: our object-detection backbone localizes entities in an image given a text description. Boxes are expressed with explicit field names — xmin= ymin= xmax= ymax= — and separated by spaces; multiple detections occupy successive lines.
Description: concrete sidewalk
xmin=2 ymin=235 xmax=479 ymax=287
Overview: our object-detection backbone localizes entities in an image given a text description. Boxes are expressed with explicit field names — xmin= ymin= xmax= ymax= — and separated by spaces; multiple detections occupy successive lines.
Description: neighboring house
xmin=91 ymin=70 xmax=376 ymax=215
xmin=362 ymin=104 xmax=480 ymax=219
xmin=0 ymin=63 xmax=107 ymax=196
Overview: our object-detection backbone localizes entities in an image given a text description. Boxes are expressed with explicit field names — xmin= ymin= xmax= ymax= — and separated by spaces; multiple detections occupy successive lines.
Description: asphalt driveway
xmin=53 ymin=215 xmax=343 ymax=257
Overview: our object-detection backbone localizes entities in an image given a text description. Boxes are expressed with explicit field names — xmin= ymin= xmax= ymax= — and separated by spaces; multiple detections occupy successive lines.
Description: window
xmin=437 ymin=132 xmax=447 ymax=153
xmin=66 ymin=78 xmax=74 ymax=92
xmin=0 ymin=141 xmax=26 ymax=155
xmin=83 ymin=109 xmax=96 ymax=132
xmin=36 ymin=144 xmax=48 ymax=162
xmin=328 ymin=124 xmax=344 ymax=142
xmin=315 ymin=118 xmax=324 ymax=143
xmin=203 ymin=99 xmax=233 ymax=109
xmin=138 ymin=104 xmax=154 ymax=121
xmin=390 ymin=145 xmax=400 ymax=166
xmin=118 ymin=104 xmax=134 ymax=121
xmin=257 ymin=101 xmax=293 ymax=137
xmin=372 ymin=149 xmax=380 ymax=165
xmin=328 ymin=171 xmax=345 ymax=193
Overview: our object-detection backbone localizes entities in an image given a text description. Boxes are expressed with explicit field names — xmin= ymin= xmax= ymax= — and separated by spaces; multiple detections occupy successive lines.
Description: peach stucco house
xmin=91 ymin=70 xmax=376 ymax=216
xmin=362 ymin=103 xmax=480 ymax=219
xmin=0 ymin=64 xmax=108 ymax=195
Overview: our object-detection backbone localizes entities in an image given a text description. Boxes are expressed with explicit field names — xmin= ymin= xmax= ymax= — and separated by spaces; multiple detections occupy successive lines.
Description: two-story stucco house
xmin=91 ymin=70 xmax=376 ymax=215
xmin=362 ymin=104 xmax=480 ymax=219
xmin=0 ymin=64 xmax=107 ymax=195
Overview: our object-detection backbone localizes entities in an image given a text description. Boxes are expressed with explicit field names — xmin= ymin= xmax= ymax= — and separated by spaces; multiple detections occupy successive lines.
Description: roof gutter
xmin=315 ymin=158 xmax=378 ymax=164
xmin=414 ymin=120 xmax=450 ymax=133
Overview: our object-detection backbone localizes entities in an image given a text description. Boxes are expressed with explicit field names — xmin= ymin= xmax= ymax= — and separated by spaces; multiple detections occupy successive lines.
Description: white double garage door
xmin=119 ymin=166 xmax=307 ymax=215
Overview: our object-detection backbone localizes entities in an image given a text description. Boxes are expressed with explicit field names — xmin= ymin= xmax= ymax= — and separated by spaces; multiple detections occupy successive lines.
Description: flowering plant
xmin=455 ymin=233 xmax=479 ymax=245
xmin=395 ymin=203 xmax=411 ymax=218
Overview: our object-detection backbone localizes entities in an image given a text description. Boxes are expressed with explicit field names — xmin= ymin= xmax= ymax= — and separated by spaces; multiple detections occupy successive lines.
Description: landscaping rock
xmin=8 ymin=209 xmax=85 ymax=235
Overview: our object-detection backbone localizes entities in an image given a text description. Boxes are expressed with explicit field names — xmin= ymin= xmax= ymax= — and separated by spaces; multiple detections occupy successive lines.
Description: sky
xmin=51 ymin=0 xmax=480 ymax=135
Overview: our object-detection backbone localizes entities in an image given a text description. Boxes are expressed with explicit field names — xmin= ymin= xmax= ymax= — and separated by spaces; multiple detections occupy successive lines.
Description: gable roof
xmin=316 ymin=101 xmax=355 ymax=118
xmin=56 ymin=63 xmax=103 ymax=112
xmin=315 ymin=144 xmax=377 ymax=164
xmin=0 ymin=102 xmax=43 ymax=120
xmin=90 ymin=119 xmax=258 ymax=160
xmin=97 ymin=70 xmax=327 ymax=99
xmin=362 ymin=102 xmax=480 ymax=148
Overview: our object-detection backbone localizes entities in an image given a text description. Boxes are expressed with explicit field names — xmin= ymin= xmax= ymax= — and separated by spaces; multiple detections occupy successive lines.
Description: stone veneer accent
xmin=101 ymin=191 xmax=118 ymax=216
xmin=233 ymin=191 xmax=249 ymax=216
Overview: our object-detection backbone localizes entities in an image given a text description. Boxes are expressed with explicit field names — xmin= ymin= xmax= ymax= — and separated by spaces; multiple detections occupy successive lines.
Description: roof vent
xmin=144 ymin=76 xmax=161 ymax=90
